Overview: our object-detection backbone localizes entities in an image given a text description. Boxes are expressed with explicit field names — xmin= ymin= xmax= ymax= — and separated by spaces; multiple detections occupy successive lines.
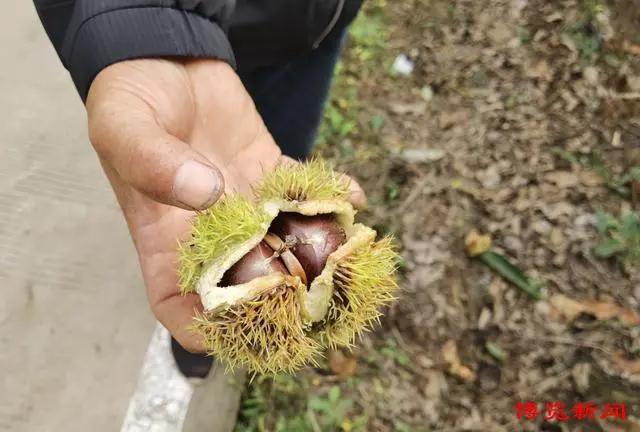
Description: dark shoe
xmin=170 ymin=336 xmax=214 ymax=385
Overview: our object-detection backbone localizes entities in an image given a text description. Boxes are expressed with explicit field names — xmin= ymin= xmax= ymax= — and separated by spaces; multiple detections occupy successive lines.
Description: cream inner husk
xmin=196 ymin=199 xmax=357 ymax=314
xmin=302 ymin=223 xmax=376 ymax=322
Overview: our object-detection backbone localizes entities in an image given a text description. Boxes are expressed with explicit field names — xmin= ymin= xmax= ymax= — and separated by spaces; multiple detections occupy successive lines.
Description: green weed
xmin=560 ymin=0 xmax=608 ymax=65
xmin=516 ymin=25 xmax=532 ymax=45
xmin=583 ymin=0 xmax=607 ymax=18
xmin=385 ymin=181 xmax=401 ymax=203
xmin=561 ymin=23 xmax=602 ymax=65
xmin=595 ymin=210 xmax=640 ymax=262
xmin=235 ymin=376 xmax=367 ymax=432
xmin=394 ymin=421 xmax=412 ymax=432
xmin=317 ymin=1 xmax=390 ymax=149
xmin=551 ymin=148 xmax=581 ymax=165
xmin=555 ymin=150 xmax=640 ymax=200
xmin=235 ymin=374 xmax=308 ymax=432
xmin=379 ymin=337 xmax=410 ymax=366
xmin=589 ymin=153 xmax=640 ymax=199
xmin=307 ymin=386 xmax=353 ymax=430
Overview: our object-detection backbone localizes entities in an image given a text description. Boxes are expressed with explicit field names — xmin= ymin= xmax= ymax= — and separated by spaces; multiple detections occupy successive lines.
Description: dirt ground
xmin=234 ymin=1 xmax=640 ymax=431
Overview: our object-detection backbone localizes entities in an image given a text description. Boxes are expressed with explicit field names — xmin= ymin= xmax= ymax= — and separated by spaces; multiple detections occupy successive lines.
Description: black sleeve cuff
xmin=61 ymin=6 xmax=236 ymax=103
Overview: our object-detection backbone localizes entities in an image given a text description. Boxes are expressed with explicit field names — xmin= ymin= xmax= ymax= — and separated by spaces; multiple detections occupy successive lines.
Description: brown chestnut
xmin=220 ymin=241 xmax=287 ymax=286
xmin=220 ymin=213 xmax=346 ymax=287
xmin=268 ymin=213 xmax=346 ymax=284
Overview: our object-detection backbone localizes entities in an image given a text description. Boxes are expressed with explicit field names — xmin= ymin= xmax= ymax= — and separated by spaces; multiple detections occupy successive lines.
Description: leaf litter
xmin=236 ymin=0 xmax=640 ymax=430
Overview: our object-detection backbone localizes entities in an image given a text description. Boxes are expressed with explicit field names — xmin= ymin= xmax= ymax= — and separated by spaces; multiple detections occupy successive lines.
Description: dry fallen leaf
xmin=604 ymin=39 xmax=640 ymax=57
xmin=465 ymin=230 xmax=492 ymax=256
xmin=549 ymin=294 xmax=586 ymax=322
xmin=388 ymin=101 xmax=426 ymax=115
xmin=550 ymin=294 xmax=640 ymax=326
xmin=582 ymin=300 xmax=640 ymax=326
xmin=598 ymin=418 xmax=640 ymax=432
xmin=527 ymin=59 xmax=553 ymax=81
xmin=545 ymin=11 xmax=564 ymax=23
xmin=399 ymin=148 xmax=446 ymax=164
xmin=439 ymin=110 xmax=468 ymax=130
xmin=612 ymin=129 xmax=622 ymax=148
xmin=328 ymin=349 xmax=358 ymax=379
xmin=442 ymin=340 xmax=475 ymax=383
xmin=581 ymin=300 xmax=626 ymax=321
xmin=612 ymin=351 xmax=640 ymax=376
xmin=543 ymin=171 xmax=580 ymax=188
xmin=579 ymin=170 xmax=605 ymax=187
xmin=571 ymin=362 xmax=591 ymax=393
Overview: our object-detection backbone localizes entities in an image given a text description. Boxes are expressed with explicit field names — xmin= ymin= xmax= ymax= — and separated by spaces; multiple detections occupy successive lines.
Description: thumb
xmin=88 ymin=103 xmax=225 ymax=211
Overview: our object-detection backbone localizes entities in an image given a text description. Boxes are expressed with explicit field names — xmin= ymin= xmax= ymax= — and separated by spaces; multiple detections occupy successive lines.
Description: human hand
xmin=85 ymin=58 xmax=365 ymax=352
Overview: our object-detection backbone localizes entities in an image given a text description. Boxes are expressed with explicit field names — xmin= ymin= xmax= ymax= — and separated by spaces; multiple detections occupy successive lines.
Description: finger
xmin=154 ymin=293 xmax=206 ymax=353
xmin=347 ymin=178 xmax=367 ymax=211
xmin=279 ymin=156 xmax=367 ymax=210
xmin=88 ymin=97 xmax=224 ymax=211
xmin=134 ymin=208 xmax=208 ymax=353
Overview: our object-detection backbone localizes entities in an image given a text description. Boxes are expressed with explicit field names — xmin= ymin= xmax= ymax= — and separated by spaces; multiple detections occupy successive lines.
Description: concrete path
xmin=1 ymin=5 xmax=246 ymax=431
xmin=0 ymin=4 xmax=201 ymax=431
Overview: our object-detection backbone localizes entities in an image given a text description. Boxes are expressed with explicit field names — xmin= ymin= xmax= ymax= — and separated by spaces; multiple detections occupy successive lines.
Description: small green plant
xmin=561 ymin=23 xmax=602 ymax=65
xmin=317 ymin=67 xmax=360 ymax=147
xmin=236 ymin=376 xmax=368 ymax=432
xmin=385 ymin=181 xmax=401 ymax=202
xmin=316 ymin=1 xmax=391 ymax=149
xmin=349 ymin=11 xmax=389 ymax=73
xmin=595 ymin=210 xmax=640 ymax=262
xmin=551 ymin=148 xmax=580 ymax=165
xmin=379 ymin=337 xmax=410 ymax=366
xmin=583 ymin=0 xmax=606 ymax=18
xmin=235 ymin=374 xmax=310 ymax=432
xmin=394 ymin=421 xmax=412 ymax=432
xmin=370 ymin=112 xmax=386 ymax=133
xmin=589 ymin=153 xmax=640 ymax=199
xmin=307 ymin=386 xmax=354 ymax=430
xmin=325 ymin=104 xmax=358 ymax=139
xmin=560 ymin=0 xmax=608 ymax=65
xmin=516 ymin=25 xmax=532 ymax=44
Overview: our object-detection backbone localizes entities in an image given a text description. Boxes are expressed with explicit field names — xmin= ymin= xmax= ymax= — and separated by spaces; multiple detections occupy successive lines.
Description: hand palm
xmin=88 ymin=59 xmax=284 ymax=351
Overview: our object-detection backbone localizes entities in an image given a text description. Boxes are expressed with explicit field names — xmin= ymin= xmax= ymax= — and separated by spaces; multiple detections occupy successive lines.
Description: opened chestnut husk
xmin=177 ymin=159 xmax=400 ymax=374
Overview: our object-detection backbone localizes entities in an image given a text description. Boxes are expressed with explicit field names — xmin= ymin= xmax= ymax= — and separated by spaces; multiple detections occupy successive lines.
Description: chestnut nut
xmin=220 ymin=213 xmax=346 ymax=288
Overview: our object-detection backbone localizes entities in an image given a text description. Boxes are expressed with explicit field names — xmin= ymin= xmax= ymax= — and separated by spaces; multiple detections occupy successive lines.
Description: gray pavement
xmin=1 ymin=3 xmax=157 ymax=431
xmin=1 ymin=5 xmax=247 ymax=432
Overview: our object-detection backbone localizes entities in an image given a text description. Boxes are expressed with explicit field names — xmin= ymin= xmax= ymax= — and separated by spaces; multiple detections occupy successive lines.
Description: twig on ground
xmin=579 ymin=248 xmax=615 ymax=284
xmin=518 ymin=370 xmax=572 ymax=398
xmin=392 ymin=173 xmax=441 ymax=215
xmin=306 ymin=410 xmax=323 ymax=432
xmin=391 ymin=327 xmax=413 ymax=354
xmin=530 ymin=335 xmax=614 ymax=356
xmin=604 ymin=39 xmax=640 ymax=56
xmin=545 ymin=274 xmax=573 ymax=293
xmin=607 ymin=91 xmax=640 ymax=100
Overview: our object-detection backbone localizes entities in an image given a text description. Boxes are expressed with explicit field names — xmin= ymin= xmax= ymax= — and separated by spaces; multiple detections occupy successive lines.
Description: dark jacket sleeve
xmin=33 ymin=0 xmax=237 ymax=103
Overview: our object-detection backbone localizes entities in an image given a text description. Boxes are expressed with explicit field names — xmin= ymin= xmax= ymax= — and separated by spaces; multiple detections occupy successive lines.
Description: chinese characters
xmin=515 ymin=401 xmax=627 ymax=422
